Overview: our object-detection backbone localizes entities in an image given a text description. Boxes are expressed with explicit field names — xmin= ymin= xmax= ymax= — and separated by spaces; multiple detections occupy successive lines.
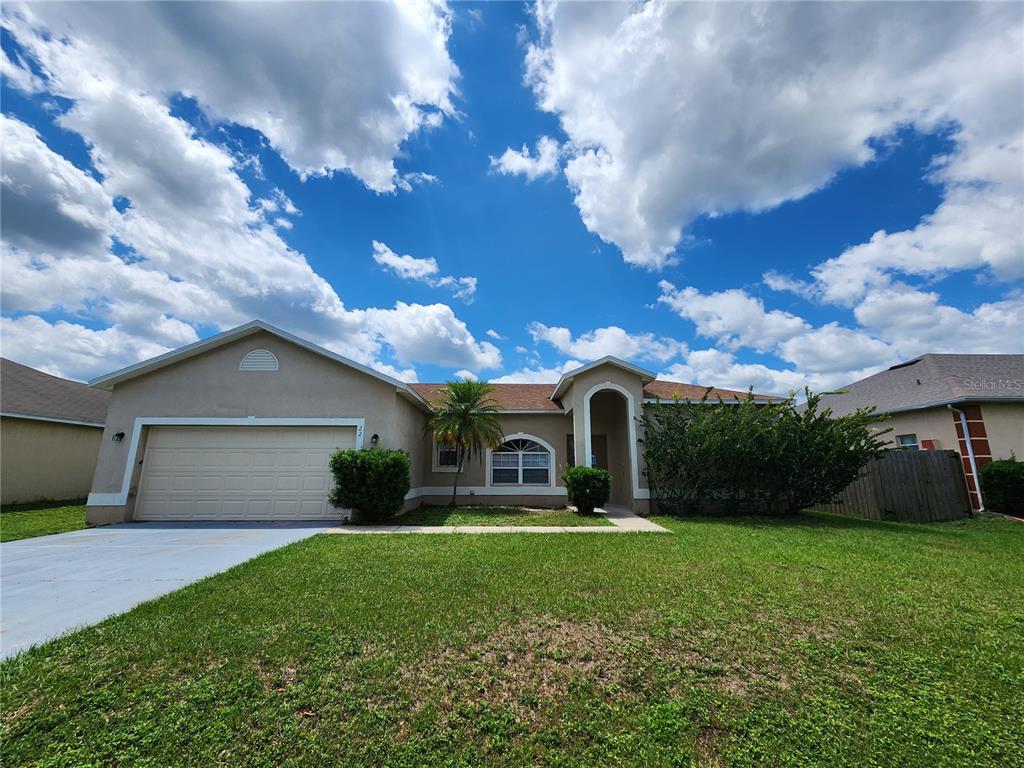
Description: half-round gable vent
xmin=239 ymin=349 xmax=279 ymax=371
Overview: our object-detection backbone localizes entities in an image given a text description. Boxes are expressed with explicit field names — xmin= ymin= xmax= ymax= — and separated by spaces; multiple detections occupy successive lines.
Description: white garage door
xmin=135 ymin=426 xmax=355 ymax=521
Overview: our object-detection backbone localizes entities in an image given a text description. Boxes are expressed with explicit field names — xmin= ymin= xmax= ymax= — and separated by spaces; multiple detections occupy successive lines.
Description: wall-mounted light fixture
xmin=370 ymin=433 xmax=380 ymax=447
xmin=112 ymin=431 xmax=125 ymax=442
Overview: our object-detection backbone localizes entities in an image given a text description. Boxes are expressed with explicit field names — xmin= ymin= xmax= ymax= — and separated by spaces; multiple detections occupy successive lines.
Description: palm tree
xmin=427 ymin=379 xmax=504 ymax=507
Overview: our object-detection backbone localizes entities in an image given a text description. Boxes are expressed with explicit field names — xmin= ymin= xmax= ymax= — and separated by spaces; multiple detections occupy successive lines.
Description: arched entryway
xmin=582 ymin=383 xmax=638 ymax=507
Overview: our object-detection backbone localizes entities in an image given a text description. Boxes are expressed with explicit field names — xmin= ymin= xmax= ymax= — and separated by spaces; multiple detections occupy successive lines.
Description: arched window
xmin=491 ymin=437 xmax=551 ymax=485
xmin=239 ymin=349 xmax=279 ymax=371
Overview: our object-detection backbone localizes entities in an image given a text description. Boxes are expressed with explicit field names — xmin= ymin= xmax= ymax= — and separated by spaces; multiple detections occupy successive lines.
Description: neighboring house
xmin=1 ymin=358 xmax=111 ymax=505
xmin=818 ymin=354 xmax=1024 ymax=513
xmin=83 ymin=320 xmax=777 ymax=525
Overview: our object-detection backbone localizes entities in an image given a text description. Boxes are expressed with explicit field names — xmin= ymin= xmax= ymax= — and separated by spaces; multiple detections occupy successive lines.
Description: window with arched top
xmin=491 ymin=437 xmax=551 ymax=485
xmin=239 ymin=349 xmax=279 ymax=371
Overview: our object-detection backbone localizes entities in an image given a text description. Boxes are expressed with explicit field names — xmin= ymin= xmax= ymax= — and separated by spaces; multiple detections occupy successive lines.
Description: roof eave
xmin=495 ymin=408 xmax=566 ymax=414
xmin=0 ymin=411 xmax=105 ymax=428
xmin=879 ymin=395 xmax=1024 ymax=415
xmin=641 ymin=396 xmax=787 ymax=405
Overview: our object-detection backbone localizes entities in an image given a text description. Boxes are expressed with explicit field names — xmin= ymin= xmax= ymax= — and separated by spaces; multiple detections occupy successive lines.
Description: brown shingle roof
xmin=410 ymin=383 xmax=564 ymax=411
xmin=1 ymin=358 xmax=110 ymax=425
xmin=642 ymin=380 xmax=777 ymax=402
xmin=410 ymin=380 xmax=778 ymax=411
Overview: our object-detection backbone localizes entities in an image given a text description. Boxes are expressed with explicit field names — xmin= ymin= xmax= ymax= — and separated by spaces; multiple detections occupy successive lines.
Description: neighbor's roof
xmin=1 ymin=358 xmax=110 ymax=426
xmin=818 ymin=353 xmax=1024 ymax=417
xmin=411 ymin=379 xmax=778 ymax=412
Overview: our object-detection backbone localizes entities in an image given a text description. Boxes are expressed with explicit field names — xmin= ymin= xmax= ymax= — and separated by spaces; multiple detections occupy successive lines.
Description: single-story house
xmin=1 ymin=358 xmax=111 ymax=505
xmin=818 ymin=353 xmax=1024 ymax=512
xmin=84 ymin=320 xmax=776 ymax=524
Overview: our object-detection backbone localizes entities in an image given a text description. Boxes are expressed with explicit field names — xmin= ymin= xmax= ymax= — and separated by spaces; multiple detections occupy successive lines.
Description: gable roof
xmin=87 ymin=320 xmax=431 ymax=409
xmin=1 ymin=358 xmax=110 ymax=426
xmin=818 ymin=353 xmax=1024 ymax=417
xmin=550 ymin=356 xmax=657 ymax=400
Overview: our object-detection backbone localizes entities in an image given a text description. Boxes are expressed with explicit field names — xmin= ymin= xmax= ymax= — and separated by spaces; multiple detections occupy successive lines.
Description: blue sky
xmin=1 ymin=2 xmax=1021 ymax=392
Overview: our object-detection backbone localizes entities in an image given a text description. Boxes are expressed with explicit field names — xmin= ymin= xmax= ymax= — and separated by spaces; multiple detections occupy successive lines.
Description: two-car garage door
xmin=135 ymin=426 xmax=355 ymax=521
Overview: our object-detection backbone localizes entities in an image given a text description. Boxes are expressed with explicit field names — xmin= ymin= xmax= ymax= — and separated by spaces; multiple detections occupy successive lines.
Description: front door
xmin=591 ymin=434 xmax=608 ymax=470
xmin=590 ymin=433 xmax=629 ymax=505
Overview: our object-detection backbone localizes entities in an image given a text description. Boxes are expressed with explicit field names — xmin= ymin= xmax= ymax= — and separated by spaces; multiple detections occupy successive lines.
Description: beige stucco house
xmin=84 ymin=320 xmax=774 ymax=525
xmin=818 ymin=354 xmax=1024 ymax=512
xmin=1 ymin=358 xmax=111 ymax=505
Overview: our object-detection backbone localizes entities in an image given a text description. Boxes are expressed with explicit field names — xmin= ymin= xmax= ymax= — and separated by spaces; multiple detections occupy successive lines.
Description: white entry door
xmin=135 ymin=426 xmax=355 ymax=521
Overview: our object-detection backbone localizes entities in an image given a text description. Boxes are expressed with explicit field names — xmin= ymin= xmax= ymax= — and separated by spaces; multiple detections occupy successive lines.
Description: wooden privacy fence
xmin=815 ymin=449 xmax=971 ymax=522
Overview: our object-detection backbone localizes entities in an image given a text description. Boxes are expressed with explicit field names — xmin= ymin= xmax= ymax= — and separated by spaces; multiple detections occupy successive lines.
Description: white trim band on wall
xmin=87 ymin=416 xmax=365 ymax=507
xmin=406 ymin=486 xmax=568 ymax=500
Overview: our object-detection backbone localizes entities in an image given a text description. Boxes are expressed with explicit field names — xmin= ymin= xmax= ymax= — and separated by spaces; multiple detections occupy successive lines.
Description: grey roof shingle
xmin=818 ymin=354 xmax=1024 ymax=417
xmin=1 ymin=358 xmax=110 ymax=426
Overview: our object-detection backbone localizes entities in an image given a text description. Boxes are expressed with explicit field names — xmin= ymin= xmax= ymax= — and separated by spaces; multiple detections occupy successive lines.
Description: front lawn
xmin=0 ymin=500 xmax=87 ymax=542
xmin=3 ymin=512 xmax=1022 ymax=766
xmin=394 ymin=504 xmax=612 ymax=527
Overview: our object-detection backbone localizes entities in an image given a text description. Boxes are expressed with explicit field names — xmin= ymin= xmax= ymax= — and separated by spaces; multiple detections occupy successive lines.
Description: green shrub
xmin=561 ymin=466 xmax=612 ymax=515
xmin=641 ymin=390 xmax=887 ymax=515
xmin=329 ymin=449 xmax=410 ymax=523
xmin=980 ymin=457 xmax=1024 ymax=514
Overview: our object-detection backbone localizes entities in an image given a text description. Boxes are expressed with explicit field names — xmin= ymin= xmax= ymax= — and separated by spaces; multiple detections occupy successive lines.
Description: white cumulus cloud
xmin=657 ymin=282 xmax=809 ymax=353
xmin=3 ymin=1 xmax=458 ymax=192
xmin=371 ymin=241 xmax=478 ymax=302
xmin=523 ymin=1 xmax=1022 ymax=275
xmin=528 ymin=321 xmax=685 ymax=364
xmin=491 ymin=359 xmax=583 ymax=384
xmin=490 ymin=136 xmax=560 ymax=181
xmin=0 ymin=9 xmax=496 ymax=380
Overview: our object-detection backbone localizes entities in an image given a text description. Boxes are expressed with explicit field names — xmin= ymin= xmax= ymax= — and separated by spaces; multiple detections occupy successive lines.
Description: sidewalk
xmin=322 ymin=505 xmax=671 ymax=535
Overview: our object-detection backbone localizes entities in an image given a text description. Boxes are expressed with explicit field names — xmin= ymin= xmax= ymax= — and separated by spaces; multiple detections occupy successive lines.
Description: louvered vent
xmin=239 ymin=349 xmax=279 ymax=371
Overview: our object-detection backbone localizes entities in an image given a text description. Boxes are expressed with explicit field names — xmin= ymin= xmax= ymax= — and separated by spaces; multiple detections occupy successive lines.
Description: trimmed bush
xmin=562 ymin=466 xmax=612 ymax=515
xmin=329 ymin=449 xmax=410 ymax=523
xmin=980 ymin=457 xmax=1024 ymax=514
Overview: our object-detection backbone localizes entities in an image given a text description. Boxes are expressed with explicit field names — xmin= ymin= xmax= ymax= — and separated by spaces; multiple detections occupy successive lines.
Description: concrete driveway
xmin=1 ymin=521 xmax=331 ymax=659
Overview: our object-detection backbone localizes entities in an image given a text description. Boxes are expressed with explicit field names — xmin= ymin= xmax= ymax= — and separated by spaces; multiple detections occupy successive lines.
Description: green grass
xmin=394 ymin=504 xmax=613 ymax=527
xmin=3 ymin=512 xmax=1023 ymax=767
xmin=0 ymin=500 xmax=87 ymax=542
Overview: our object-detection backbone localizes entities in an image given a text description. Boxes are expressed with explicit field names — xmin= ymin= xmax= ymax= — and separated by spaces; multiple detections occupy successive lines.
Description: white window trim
xmin=87 ymin=416 xmax=365 ymax=507
xmin=896 ymin=433 xmax=920 ymax=450
xmin=432 ymin=438 xmax=459 ymax=473
xmin=485 ymin=432 xmax=556 ymax=488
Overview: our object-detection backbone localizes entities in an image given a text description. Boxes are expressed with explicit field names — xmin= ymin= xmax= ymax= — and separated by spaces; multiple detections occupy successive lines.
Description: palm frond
xmin=426 ymin=380 xmax=505 ymax=505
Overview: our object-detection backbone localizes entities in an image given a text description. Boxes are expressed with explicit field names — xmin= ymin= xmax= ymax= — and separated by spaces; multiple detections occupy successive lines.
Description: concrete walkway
xmin=0 ymin=521 xmax=329 ymax=659
xmin=323 ymin=504 xmax=670 ymax=534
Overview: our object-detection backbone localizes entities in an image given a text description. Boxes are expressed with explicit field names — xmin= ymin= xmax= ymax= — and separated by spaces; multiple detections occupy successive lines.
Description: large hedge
xmin=329 ymin=449 xmax=410 ymax=523
xmin=561 ymin=466 xmax=612 ymax=515
xmin=980 ymin=457 xmax=1024 ymax=514
xmin=642 ymin=390 xmax=887 ymax=515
